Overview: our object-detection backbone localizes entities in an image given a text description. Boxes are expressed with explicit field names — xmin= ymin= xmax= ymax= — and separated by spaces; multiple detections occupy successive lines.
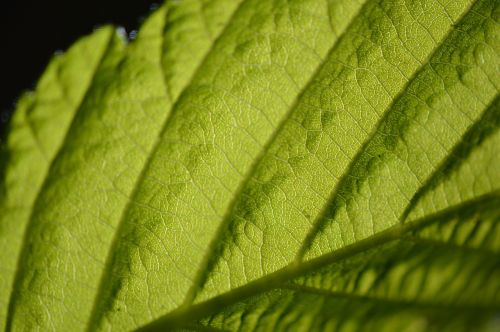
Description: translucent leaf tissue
xmin=1 ymin=0 xmax=499 ymax=331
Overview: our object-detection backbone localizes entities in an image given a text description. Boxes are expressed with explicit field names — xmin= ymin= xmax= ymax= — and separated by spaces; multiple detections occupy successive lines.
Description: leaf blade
xmin=0 ymin=26 xmax=116 ymax=330
xmin=0 ymin=0 xmax=498 ymax=331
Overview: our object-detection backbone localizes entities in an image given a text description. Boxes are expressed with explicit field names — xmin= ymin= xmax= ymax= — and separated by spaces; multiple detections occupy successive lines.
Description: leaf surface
xmin=0 ymin=0 xmax=499 ymax=331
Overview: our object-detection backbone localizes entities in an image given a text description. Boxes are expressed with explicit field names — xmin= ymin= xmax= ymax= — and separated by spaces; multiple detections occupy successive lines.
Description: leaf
xmin=0 ymin=0 xmax=498 ymax=331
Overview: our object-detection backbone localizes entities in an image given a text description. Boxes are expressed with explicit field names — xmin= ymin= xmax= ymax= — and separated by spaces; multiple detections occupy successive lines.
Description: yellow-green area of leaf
xmin=0 ymin=0 xmax=499 ymax=331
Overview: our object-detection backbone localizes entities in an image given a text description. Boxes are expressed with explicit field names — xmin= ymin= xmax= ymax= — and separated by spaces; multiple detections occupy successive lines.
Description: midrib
xmin=137 ymin=191 xmax=500 ymax=331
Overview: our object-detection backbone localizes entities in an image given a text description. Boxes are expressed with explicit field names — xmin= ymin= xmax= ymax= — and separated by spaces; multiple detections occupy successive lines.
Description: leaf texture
xmin=0 ymin=0 xmax=499 ymax=331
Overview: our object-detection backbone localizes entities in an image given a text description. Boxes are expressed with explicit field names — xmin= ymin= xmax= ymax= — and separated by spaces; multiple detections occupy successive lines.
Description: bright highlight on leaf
xmin=0 ymin=0 xmax=499 ymax=331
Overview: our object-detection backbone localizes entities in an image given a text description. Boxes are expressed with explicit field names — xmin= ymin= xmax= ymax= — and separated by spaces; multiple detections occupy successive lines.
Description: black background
xmin=0 ymin=0 xmax=159 ymax=141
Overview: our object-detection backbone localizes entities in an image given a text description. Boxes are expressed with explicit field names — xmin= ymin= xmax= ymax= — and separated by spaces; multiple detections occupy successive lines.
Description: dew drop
xmin=116 ymin=26 xmax=127 ymax=40
xmin=128 ymin=30 xmax=138 ymax=41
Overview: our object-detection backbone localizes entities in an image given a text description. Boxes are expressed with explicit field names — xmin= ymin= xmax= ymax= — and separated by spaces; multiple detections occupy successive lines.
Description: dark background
xmin=0 ymin=0 xmax=159 ymax=142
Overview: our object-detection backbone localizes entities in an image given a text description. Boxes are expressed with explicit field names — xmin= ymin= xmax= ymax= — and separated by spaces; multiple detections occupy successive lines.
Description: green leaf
xmin=0 ymin=0 xmax=498 ymax=331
